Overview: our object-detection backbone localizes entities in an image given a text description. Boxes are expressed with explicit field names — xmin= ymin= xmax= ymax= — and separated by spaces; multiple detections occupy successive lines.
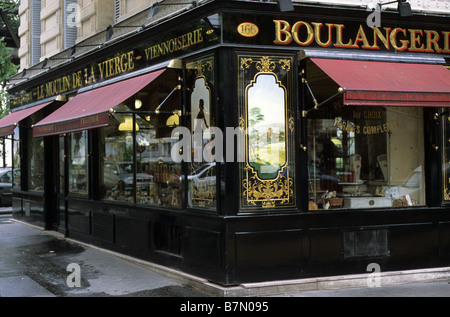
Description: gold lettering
xmin=98 ymin=61 xmax=105 ymax=81
xmin=292 ymin=21 xmax=314 ymax=46
xmin=63 ymin=76 xmax=71 ymax=92
xmin=273 ymin=20 xmax=292 ymax=45
xmin=334 ymin=24 xmax=353 ymax=48
xmin=390 ymin=28 xmax=409 ymax=51
xmin=409 ymin=29 xmax=424 ymax=52
xmin=127 ymin=51 xmax=135 ymax=71
xmin=424 ymin=30 xmax=442 ymax=53
xmin=312 ymin=22 xmax=333 ymax=47
xmin=37 ymin=85 xmax=44 ymax=100
xmin=352 ymin=25 xmax=371 ymax=49
xmin=443 ymin=31 xmax=450 ymax=53
xmin=108 ymin=59 xmax=114 ymax=78
xmin=372 ymin=27 xmax=391 ymax=50
xmin=114 ymin=56 xmax=121 ymax=75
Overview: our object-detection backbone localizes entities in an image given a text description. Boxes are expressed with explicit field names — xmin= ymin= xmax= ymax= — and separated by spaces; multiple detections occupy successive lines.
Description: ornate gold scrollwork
xmin=239 ymin=55 xmax=295 ymax=209
xmin=243 ymin=165 xmax=293 ymax=208
xmin=444 ymin=188 xmax=450 ymax=201
xmin=192 ymin=59 xmax=214 ymax=77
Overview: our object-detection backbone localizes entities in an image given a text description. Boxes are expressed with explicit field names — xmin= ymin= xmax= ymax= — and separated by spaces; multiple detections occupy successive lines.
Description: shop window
xmin=58 ymin=135 xmax=65 ymax=194
xmin=443 ymin=112 xmax=450 ymax=201
xmin=100 ymin=109 xmax=135 ymax=202
xmin=238 ymin=54 xmax=296 ymax=209
xmin=186 ymin=56 xmax=217 ymax=210
xmin=28 ymin=136 xmax=45 ymax=191
xmin=99 ymin=69 xmax=182 ymax=208
xmin=135 ymin=109 xmax=182 ymax=208
xmin=69 ymin=131 xmax=88 ymax=195
xmin=308 ymin=105 xmax=425 ymax=210
xmin=12 ymin=126 xmax=21 ymax=189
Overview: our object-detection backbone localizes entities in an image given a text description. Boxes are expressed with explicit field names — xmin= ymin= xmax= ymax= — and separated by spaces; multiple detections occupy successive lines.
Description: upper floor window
xmin=31 ymin=0 xmax=41 ymax=65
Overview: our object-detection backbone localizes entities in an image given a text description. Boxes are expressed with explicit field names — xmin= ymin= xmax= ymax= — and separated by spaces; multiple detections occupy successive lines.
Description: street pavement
xmin=0 ymin=211 xmax=210 ymax=297
xmin=1 ymin=209 xmax=450 ymax=299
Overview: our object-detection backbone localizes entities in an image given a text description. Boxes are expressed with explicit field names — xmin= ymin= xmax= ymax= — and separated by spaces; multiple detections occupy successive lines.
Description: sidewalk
xmin=1 ymin=211 xmax=450 ymax=297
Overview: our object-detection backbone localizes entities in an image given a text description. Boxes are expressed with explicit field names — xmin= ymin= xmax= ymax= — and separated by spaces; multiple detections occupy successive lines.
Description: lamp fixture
xmin=276 ymin=0 xmax=294 ymax=12
xmin=69 ymin=44 xmax=102 ymax=57
xmin=135 ymin=99 xmax=143 ymax=109
xmin=118 ymin=117 xmax=140 ymax=132
xmin=147 ymin=1 xmax=197 ymax=19
xmin=166 ymin=113 xmax=180 ymax=127
xmin=106 ymin=24 xmax=145 ymax=41
xmin=378 ymin=0 xmax=412 ymax=17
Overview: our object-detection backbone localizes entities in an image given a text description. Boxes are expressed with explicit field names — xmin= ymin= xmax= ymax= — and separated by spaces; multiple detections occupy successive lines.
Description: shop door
xmin=43 ymin=136 xmax=59 ymax=230
xmin=56 ymin=135 xmax=67 ymax=233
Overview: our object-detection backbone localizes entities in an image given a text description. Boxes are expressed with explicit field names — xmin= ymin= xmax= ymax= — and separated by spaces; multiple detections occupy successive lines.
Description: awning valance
xmin=0 ymin=101 xmax=55 ymax=137
xmin=310 ymin=58 xmax=450 ymax=107
xmin=33 ymin=68 xmax=166 ymax=137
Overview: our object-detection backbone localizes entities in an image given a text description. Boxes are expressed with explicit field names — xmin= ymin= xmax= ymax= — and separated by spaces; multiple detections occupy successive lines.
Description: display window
xmin=12 ymin=126 xmax=20 ymax=189
xmin=99 ymin=69 xmax=182 ymax=208
xmin=69 ymin=131 xmax=88 ymax=195
xmin=307 ymin=104 xmax=425 ymax=210
xmin=100 ymin=110 xmax=135 ymax=202
xmin=58 ymin=135 xmax=65 ymax=194
xmin=28 ymin=136 xmax=44 ymax=191
xmin=186 ymin=55 xmax=217 ymax=210
xmin=442 ymin=111 xmax=450 ymax=202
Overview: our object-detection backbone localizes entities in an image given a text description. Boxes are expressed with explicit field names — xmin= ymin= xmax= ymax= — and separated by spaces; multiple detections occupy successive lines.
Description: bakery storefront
xmin=6 ymin=1 xmax=450 ymax=285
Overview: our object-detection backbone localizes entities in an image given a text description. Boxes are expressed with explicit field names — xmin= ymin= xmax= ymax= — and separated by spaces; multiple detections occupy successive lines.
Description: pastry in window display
xmin=112 ymin=180 xmax=126 ymax=200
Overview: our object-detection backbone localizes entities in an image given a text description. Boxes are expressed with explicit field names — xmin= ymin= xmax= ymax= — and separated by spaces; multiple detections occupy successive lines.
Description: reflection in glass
xmin=59 ymin=136 xmax=65 ymax=194
xmin=100 ymin=110 xmax=134 ymax=202
xmin=69 ymin=131 xmax=88 ymax=195
xmin=247 ymin=74 xmax=286 ymax=180
xmin=12 ymin=126 xmax=20 ymax=188
xmin=29 ymin=136 xmax=44 ymax=191
xmin=187 ymin=56 xmax=216 ymax=209
xmin=136 ymin=116 xmax=181 ymax=207
xmin=99 ymin=68 xmax=182 ymax=208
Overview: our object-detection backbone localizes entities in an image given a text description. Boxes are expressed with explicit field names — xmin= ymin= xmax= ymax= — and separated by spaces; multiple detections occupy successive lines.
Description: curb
xmin=10 ymin=218 xmax=450 ymax=297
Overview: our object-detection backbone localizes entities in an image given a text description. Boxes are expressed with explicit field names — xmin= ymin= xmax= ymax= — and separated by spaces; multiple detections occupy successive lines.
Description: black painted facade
xmin=7 ymin=1 xmax=450 ymax=286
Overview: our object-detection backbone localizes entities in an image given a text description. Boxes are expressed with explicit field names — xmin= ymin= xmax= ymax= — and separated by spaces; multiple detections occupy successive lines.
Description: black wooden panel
xmin=309 ymin=229 xmax=342 ymax=262
xmin=235 ymin=229 xmax=302 ymax=268
xmin=67 ymin=207 xmax=91 ymax=235
xmin=154 ymin=222 xmax=182 ymax=256
xmin=115 ymin=216 xmax=151 ymax=256
xmin=389 ymin=223 xmax=436 ymax=257
xmin=438 ymin=221 xmax=450 ymax=256
xmin=184 ymin=227 xmax=222 ymax=268
xmin=92 ymin=212 xmax=114 ymax=242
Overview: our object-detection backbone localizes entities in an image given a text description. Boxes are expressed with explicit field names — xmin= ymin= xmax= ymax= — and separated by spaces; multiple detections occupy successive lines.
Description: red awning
xmin=310 ymin=58 xmax=450 ymax=107
xmin=33 ymin=69 xmax=166 ymax=137
xmin=0 ymin=101 xmax=55 ymax=137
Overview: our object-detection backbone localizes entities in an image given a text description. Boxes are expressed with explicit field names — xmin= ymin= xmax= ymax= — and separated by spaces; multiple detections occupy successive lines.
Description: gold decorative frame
xmin=443 ymin=112 xmax=450 ymax=200
xmin=238 ymin=55 xmax=295 ymax=209
xmin=186 ymin=56 xmax=216 ymax=208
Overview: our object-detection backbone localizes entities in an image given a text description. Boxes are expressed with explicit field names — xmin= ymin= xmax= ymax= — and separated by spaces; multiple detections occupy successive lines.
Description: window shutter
xmin=114 ymin=0 xmax=121 ymax=24
xmin=64 ymin=0 xmax=78 ymax=49
xmin=31 ymin=0 xmax=42 ymax=65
